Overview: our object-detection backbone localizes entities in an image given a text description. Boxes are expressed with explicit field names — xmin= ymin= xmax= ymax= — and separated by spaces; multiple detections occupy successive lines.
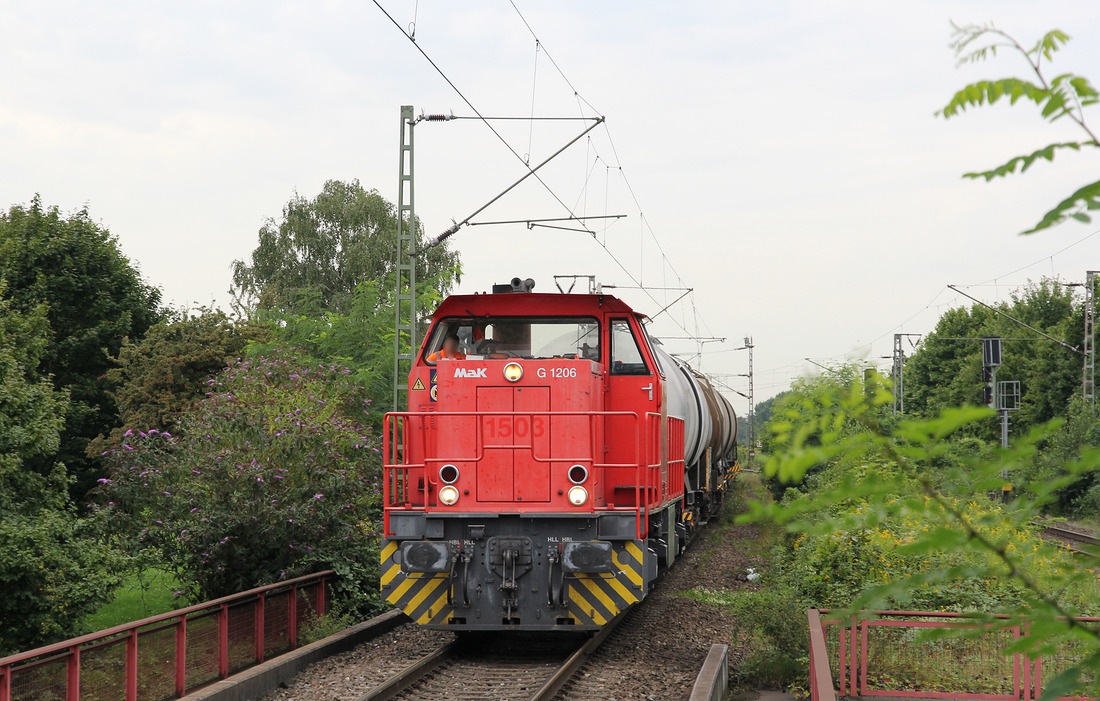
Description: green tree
xmin=1018 ymin=396 xmax=1100 ymax=515
xmin=938 ymin=23 xmax=1100 ymax=233
xmin=0 ymin=196 xmax=164 ymax=497
xmin=904 ymin=279 xmax=1083 ymax=436
xmin=0 ymin=289 xmax=125 ymax=655
xmin=0 ymin=286 xmax=67 ymax=513
xmin=250 ymin=266 xmax=456 ymax=417
xmin=88 ymin=307 xmax=269 ymax=456
xmin=231 ymin=179 xmax=460 ymax=316
xmin=754 ymin=391 xmax=789 ymax=429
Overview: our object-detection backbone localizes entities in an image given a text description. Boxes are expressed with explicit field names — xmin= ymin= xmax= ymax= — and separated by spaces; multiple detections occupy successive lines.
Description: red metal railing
xmin=0 ymin=571 xmax=332 ymax=701
xmin=808 ymin=609 xmax=837 ymax=701
xmin=808 ymin=610 xmax=1100 ymax=701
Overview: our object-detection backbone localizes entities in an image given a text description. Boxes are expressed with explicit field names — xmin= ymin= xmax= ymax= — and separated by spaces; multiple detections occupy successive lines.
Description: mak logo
xmin=454 ymin=367 xmax=487 ymax=379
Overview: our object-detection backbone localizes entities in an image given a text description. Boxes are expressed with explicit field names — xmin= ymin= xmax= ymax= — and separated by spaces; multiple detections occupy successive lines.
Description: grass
xmin=82 ymin=568 xmax=185 ymax=633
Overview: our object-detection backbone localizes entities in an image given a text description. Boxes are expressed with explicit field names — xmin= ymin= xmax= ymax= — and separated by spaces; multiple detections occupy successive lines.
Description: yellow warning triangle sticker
xmin=411 ymin=377 xmax=426 ymax=391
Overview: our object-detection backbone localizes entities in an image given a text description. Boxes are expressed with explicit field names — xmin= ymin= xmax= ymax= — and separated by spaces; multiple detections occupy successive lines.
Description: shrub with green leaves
xmin=746 ymin=366 xmax=1100 ymax=693
xmin=685 ymin=587 xmax=809 ymax=688
xmin=96 ymin=348 xmax=383 ymax=615
xmin=0 ymin=511 xmax=126 ymax=654
xmin=88 ymin=307 xmax=269 ymax=456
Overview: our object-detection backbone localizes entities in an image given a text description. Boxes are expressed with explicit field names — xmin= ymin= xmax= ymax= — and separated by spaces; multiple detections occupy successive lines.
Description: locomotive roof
xmin=432 ymin=292 xmax=644 ymax=319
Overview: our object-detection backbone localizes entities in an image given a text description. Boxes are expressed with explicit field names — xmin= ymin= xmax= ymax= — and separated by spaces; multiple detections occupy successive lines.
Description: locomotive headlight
xmin=439 ymin=485 xmax=460 ymax=506
xmin=567 ymin=485 xmax=588 ymax=506
xmin=439 ymin=464 xmax=459 ymax=484
xmin=568 ymin=465 xmax=588 ymax=484
xmin=503 ymin=362 xmax=523 ymax=382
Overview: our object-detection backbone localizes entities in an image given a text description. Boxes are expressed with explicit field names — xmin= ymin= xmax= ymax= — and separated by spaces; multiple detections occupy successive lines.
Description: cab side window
xmin=424 ymin=324 xmax=472 ymax=364
xmin=610 ymin=320 xmax=650 ymax=376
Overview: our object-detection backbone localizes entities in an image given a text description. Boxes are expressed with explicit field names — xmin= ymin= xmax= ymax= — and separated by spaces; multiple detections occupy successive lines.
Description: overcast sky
xmin=4 ymin=0 xmax=1100 ymax=417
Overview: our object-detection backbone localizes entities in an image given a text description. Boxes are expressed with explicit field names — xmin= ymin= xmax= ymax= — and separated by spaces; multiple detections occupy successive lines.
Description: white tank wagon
xmin=650 ymin=343 xmax=739 ymax=526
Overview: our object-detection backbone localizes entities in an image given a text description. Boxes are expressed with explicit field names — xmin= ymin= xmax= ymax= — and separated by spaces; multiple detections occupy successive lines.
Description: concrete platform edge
xmin=689 ymin=643 xmax=729 ymax=701
xmin=179 ymin=609 xmax=408 ymax=701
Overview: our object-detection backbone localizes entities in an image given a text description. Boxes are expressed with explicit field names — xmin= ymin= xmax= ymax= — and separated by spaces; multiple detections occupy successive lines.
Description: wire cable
xmin=371 ymin=0 xmax=587 ymax=224
xmin=376 ymin=0 xmax=706 ymax=342
xmin=506 ymin=0 xmax=708 ymax=341
xmin=963 ymin=226 xmax=1100 ymax=287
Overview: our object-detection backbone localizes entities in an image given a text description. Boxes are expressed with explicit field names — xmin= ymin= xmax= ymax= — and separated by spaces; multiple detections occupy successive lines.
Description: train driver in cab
xmin=427 ymin=333 xmax=466 ymax=362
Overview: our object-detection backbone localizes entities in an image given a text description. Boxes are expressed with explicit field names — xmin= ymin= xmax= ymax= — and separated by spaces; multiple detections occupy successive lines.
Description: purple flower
xmin=314 ymin=493 xmax=323 ymax=499
xmin=123 ymin=444 xmax=134 ymax=451
xmin=124 ymin=429 xmax=133 ymax=437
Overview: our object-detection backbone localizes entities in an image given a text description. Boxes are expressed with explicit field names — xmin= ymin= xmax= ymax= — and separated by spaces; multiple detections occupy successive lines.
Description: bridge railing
xmin=808 ymin=609 xmax=1099 ymax=701
xmin=0 ymin=570 xmax=333 ymax=701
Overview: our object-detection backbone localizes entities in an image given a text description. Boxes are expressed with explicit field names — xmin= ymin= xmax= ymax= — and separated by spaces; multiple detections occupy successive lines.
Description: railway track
xmin=1042 ymin=525 xmax=1100 ymax=555
xmin=354 ymin=611 xmax=627 ymax=701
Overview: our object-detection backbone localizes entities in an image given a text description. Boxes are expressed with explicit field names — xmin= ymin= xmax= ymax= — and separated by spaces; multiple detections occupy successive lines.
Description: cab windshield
xmin=424 ymin=317 xmax=600 ymax=363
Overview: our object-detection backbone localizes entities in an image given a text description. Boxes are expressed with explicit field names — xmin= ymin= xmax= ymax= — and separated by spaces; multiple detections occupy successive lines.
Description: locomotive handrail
xmin=383 ymin=410 xmax=643 ymax=462
xmin=382 ymin=410 xmax=656 ymax=540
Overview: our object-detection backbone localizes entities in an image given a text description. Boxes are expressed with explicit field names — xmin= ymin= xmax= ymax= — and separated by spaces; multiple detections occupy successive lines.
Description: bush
xmin=96 ymin=348 xmax=383 ymax=615
xmin=770 ymin=496 xmax=1085 ymax=612
xmin=685 ymin=587 xmax=808 ymax=688
xmin=745 ymin=366 xmax=1100 ymax=694
xmin=1016 ymin=396 xmax=1100 ymax=516
xmin=0 ymin=510 xmax=126 ymax=655
xmin=89 ymin=307 xmax=269 ymax=455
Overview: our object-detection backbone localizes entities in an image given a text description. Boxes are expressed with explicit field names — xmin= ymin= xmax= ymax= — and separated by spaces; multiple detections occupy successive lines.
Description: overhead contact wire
xmin=371 ymin=0 xmax=592 ymax=231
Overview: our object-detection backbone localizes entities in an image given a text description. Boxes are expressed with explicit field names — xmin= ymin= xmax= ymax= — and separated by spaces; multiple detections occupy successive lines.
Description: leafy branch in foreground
xmin=937 ymin=22 xmax=1100 ymax=233
xmin=742 ymin=368 xmax=1100 ymax=695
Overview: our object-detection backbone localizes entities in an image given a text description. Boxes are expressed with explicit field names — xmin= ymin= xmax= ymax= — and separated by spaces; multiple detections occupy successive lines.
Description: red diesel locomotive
xmin=380 ymin=279 xmax=738 ymax=631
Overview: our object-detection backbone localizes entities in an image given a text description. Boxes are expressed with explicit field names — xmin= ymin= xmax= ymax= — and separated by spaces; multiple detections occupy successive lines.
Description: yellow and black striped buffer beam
xmin=565 ymin=540 xmax=648 ymax=626
xmin=380 ymin=540 xmax=453 ymax=625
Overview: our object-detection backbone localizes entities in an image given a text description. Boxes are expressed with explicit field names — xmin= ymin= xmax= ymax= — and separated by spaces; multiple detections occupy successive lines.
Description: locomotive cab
xmin=380 ymin=283 xmax=735 ymax=631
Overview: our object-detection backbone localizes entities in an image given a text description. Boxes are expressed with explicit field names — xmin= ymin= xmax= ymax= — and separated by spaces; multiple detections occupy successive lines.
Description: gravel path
xmin=259 ymin=479 xmax=767 ymax=701
xmin=554 ymin=483 xmax=765 ymax=701
xmin=259 ymin=624 xmax=452 ymax=701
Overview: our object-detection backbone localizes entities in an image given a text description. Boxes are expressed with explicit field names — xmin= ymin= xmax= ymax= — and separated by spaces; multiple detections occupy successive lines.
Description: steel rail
xmin=353 ymin=641 xmax=459 ymax=701
xmin=527 ymin=609 xmax=629 ymax=701
xmin=354 ymin=608 xmax=627 ymax=701
xmin=1042 ymin=525 xmax=1100 ymax=555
